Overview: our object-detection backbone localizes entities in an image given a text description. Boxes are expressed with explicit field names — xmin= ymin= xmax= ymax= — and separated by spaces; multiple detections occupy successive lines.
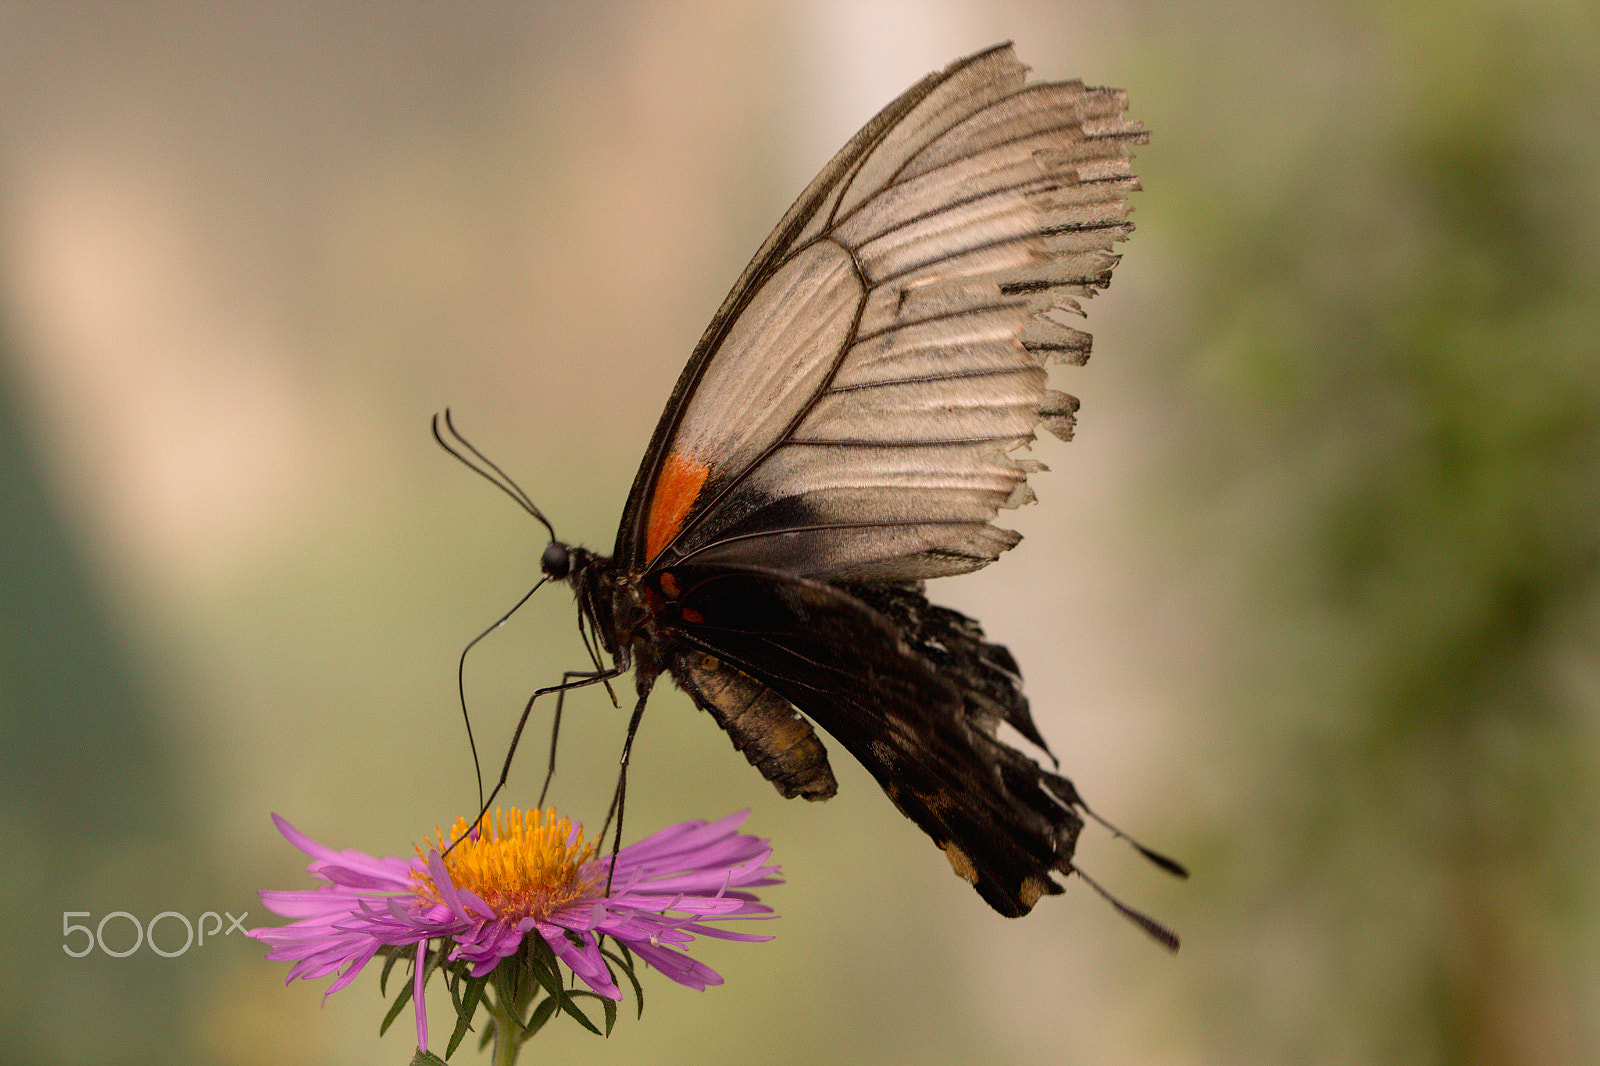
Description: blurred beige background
xmin=2 ymin=1 xmax=1596 ymax=1064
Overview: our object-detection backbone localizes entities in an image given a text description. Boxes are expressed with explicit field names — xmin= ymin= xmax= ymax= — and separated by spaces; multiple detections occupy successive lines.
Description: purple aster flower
xmin=248 ymin=808 xmax=780 ymax=1059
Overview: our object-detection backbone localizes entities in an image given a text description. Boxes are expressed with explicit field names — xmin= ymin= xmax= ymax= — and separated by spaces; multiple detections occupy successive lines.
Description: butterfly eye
xmin=540 ymin=542 xmax=571 ymax=580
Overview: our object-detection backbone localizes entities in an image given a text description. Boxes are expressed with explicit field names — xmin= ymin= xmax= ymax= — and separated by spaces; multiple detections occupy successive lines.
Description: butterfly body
xmin=508 ymin=44 xmax=1176 ymax=929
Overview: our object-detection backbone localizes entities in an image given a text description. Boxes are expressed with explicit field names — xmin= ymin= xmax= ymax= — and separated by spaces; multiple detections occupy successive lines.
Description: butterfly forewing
xmin=618 ymin=44 xmax=1145 ymax=584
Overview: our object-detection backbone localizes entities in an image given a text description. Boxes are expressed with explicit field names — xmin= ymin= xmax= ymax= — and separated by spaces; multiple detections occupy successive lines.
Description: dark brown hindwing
xmin=670 ymin=650 xmax=838 ymax=801
xmin=665 ymin=565 xmax=1086 ymax=917
xmin=842 ymin=581 xmax=1056 ymax=757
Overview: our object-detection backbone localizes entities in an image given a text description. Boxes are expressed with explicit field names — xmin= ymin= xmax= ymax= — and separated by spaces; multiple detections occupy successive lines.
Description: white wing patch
xmin=670 ymin=242 xmax=862 ymax=479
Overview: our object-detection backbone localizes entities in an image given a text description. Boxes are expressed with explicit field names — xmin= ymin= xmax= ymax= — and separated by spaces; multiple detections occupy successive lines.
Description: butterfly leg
xmin=534 ymin=671 xmax=599 ymax=809
xmin=450 ymin=663 xmax=626 ymax=852
xmin=597 ymin=674 xmax=657 ymax=890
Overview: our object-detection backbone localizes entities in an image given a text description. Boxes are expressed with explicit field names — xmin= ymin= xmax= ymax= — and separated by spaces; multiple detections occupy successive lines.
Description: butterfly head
xmin=540 ymin=540 xmax=572 ymax=581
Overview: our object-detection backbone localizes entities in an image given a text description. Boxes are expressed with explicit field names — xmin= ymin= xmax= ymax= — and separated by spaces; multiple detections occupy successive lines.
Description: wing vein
xmin=825 ymin=364 xmax=1037 ymax=394
xmin=828 ymin=115 xmax=1079 ymax=238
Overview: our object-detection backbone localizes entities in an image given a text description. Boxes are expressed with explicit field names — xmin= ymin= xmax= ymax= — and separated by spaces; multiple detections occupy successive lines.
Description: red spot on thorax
xmin=645 ymin=451 xmax=709 ymax=563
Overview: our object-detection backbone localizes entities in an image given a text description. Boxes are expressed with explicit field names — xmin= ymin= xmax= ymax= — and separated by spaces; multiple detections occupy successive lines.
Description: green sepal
xmin=525 ymin=933 xmax=602 ymax=1036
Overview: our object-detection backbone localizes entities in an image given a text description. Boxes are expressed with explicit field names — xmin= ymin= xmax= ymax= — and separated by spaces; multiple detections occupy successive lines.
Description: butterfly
xmin=440 ymin=43 xmax=1184 ymax=946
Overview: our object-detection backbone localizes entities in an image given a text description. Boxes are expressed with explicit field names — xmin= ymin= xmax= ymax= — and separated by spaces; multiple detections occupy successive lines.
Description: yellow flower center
xmin=411 ymin=808 xmax=601 ymax=923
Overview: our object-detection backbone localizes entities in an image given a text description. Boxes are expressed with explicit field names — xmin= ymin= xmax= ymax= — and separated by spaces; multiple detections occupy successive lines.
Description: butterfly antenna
xmin=1079 ymin=801 xmax=1189 ymax=879
xmin=1070 ymin=862 xmax=1181 ymax=952
xmin=432 ymin=408 xmax=558 ymax=543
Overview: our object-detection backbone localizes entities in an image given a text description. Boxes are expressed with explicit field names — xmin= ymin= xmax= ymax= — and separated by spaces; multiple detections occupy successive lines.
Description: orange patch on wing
xmin=645 ymin=451 xmax=710 ymax=563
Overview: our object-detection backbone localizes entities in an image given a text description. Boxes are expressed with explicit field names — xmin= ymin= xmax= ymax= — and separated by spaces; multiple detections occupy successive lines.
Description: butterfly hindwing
xmin=658 ymin=565 xmax=1084 ymax=916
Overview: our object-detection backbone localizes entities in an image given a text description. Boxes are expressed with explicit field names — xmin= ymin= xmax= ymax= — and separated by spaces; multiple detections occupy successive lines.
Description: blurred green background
xmin=1 ymin=1 xmax=1595 ymax=1063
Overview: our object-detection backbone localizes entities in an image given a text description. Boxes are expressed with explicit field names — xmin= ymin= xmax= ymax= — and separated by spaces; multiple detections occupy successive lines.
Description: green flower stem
xmin=487 ymin=966 xmax=541 ymax=1066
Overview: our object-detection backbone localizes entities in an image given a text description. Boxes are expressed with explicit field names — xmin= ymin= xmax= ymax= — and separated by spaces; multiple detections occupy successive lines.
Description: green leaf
xmin=383 ymin=939 xmax=456 ymax=1038
xmin=552 ymin=985 xmax=602 ymax=1035
xmin=525 ymin=993 xmax=559 ymax=1038
xmin=408 ymin=1050 xmax=450 ymax=1066
xmin=600 ymin=945 xmax=645 ymax=1019
xmin=517 ymin=931 xmax=605 ymax=1036
xmin=444 ymin=964 xmax=485 ymax=1015
xmin=379 ymin=947 xmax=403 ymax=997
xmin=524 ymin=935 xmax=565 ymax=1002
xmin=379 ymin=972 xmax=416 ymax=1038
xmin=444 ymin=974 xmax=488 ymax=1059
xmin=489 ymin=962 xmax=528 ymax=1038
xmin=554 ymin=990 xmax=613 ymax=1037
